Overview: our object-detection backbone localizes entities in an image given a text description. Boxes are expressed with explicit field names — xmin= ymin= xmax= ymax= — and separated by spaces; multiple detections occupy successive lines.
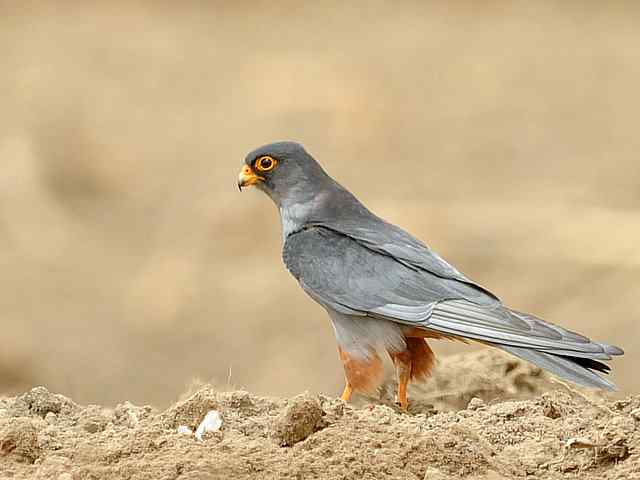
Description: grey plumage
xmin=240 ymin=141 xmax=624 ymax=392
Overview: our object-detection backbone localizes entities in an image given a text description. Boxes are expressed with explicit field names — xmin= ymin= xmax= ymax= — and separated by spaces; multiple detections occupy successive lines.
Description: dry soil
xmin=1 ymin=351 xmax=638 ymax=480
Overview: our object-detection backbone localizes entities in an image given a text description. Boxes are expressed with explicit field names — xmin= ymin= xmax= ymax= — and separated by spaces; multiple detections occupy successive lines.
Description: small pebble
xmin=467 ymin=397 xmax=486 ymax=410
xmin=565 ymin=437 xmax=596 ymax=450
xmin=177 ymin=426 xmax=193 ymax=435
xmin=195 ymin=411 xmax=223 ymax=441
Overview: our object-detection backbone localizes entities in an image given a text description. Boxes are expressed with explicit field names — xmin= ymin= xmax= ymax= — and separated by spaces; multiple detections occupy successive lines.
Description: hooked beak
xmin=237 ymin=165 xmax=264 ymax=191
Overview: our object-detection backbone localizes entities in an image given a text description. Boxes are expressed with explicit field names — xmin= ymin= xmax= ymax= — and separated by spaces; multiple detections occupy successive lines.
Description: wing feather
xmin=283 ymin=226 xmax=622 ymax=362
xmin=283 ymin=226 xmax=485 ymax=323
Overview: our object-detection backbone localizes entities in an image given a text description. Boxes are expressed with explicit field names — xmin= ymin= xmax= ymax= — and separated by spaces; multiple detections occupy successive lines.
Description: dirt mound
xmin=1 ymin=352 xmax=638 ymax=480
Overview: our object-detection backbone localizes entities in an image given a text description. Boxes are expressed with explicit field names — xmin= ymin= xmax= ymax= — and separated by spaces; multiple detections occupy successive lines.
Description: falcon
xmin=237 ymin=141 xmax=623 ymax=409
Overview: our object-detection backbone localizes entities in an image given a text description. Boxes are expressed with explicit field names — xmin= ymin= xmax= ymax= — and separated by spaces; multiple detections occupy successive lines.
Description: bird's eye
xmin=255 ymin=156 xmax=277 ymax=172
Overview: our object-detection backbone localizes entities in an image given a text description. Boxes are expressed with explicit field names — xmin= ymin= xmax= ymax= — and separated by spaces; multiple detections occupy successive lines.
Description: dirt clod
xmin=113 ymin=401 xmax=154 ymax=428
xmin=9 ymin=387 xmax=78 ymax=419
xmin=271 ymin=393 xmax=325 ymax=446
xmin=160 ymin=385 xmax=218 ymax=430
xmin=539 ymin=395 xmax=563 ymax=419
xmin=0 ymin=417 xmax=41 ymax=463
xmin=78 ymin=405 xmax=111 ymax=433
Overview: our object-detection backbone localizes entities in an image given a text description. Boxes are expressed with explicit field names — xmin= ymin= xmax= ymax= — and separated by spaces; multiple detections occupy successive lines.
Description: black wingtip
xmin=556 ymin=354 xmax=612 ymax=375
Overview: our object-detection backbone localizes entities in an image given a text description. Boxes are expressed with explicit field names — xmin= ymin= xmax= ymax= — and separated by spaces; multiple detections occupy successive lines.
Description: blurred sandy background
xmin=0 ymin=1 xmax=638 ymax=407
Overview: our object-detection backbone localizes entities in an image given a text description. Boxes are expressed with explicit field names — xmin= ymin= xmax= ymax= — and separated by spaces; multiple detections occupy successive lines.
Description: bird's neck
xmin=278 ymin=190 xmax=329 ymax=241
xmin=278 ymin=180 xmax=371 ymax=242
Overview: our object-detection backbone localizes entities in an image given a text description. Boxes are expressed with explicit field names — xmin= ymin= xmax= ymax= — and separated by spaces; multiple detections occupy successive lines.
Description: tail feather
xmin=497 ymin=344 xmax=617 ymax=390
xmin=557 ymin=355 xmax=611 ymax=374
xmin=426 ymin=300 xmax=622 ymax=390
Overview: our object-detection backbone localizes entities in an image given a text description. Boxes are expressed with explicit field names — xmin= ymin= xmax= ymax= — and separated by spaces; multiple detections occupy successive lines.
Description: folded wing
xmin=283 ymin=226 xmax=623 ymax=389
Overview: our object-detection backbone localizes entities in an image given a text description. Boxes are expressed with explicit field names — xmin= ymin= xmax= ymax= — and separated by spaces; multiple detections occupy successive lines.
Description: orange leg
xmin=389 ymin=336 xmax=437 ymax=411
xmin=392 ymin=351 xmax=412 ymax=410
xmin=397 ymin=367 xmax=410 ymax=411
xmin=340 ymin=382 xmax=353 ymax=402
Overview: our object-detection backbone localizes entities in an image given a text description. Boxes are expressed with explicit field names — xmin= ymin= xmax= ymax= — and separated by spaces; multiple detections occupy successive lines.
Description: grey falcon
xmin=237 ymin=141 xmax=624 ymax=409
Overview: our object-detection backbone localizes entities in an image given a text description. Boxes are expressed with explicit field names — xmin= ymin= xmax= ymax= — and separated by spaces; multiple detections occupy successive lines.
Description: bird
xmin=237 ymin=141 xmax=624 ymax=410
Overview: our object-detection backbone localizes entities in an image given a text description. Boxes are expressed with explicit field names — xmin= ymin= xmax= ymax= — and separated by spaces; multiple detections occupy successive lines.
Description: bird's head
xmin=237 ymin=141 xmax=332 ymax=207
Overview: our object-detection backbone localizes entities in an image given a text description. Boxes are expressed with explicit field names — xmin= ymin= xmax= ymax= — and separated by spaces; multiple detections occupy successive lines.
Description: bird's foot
xmin=340 ymin=383 xmax=353 ymax=402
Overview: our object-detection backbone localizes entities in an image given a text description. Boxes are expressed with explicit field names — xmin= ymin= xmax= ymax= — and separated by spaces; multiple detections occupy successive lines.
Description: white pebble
xmin=177 ymin=425 xmax=193 ymax=435
xmin=195 ymin=410 xmax=223 ymax=441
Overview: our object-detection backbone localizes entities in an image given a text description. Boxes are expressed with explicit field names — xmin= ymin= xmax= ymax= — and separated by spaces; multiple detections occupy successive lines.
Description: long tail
xmin=496 ymin=344 xmax=617 ymax=390
xmin=426 ymin=300 xmax=624 ymax=390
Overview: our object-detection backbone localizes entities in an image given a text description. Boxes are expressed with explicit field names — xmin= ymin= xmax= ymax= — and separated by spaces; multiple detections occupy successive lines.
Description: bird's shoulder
xmin=282 ymin=226 xmax=355 ymax=280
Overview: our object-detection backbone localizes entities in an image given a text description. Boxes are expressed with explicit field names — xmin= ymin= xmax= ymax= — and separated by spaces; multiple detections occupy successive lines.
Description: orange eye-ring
xmin=255 ymin=155 xmax=277 ymax=172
